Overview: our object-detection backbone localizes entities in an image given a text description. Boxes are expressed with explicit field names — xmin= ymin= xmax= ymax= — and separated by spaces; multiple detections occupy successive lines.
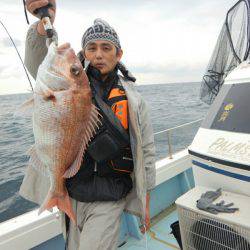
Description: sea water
xmin=0 ymin=82 xmax=208 ymax=223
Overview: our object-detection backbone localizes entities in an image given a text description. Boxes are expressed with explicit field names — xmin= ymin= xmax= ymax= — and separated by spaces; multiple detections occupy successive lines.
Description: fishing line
xmin=0 ymin=20 xmax=34 ymax=92
xmin=23 ymin=0 xmax=30 ymax=24
xmin=142 ymin=224 xmax=149 ymax=250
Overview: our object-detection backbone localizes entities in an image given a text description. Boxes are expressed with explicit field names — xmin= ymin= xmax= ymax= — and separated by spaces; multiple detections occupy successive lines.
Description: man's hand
xmin=25 ymin=0 xmax=56 ymax=35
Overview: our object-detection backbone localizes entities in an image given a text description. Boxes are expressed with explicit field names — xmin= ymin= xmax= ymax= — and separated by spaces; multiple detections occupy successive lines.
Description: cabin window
xmin=202 ymin=83 xmax=250 ymax=133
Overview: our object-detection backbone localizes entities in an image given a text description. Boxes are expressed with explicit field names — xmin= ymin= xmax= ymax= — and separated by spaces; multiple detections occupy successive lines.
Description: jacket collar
xmin=87 ymin=65 xmax=118 ymax=100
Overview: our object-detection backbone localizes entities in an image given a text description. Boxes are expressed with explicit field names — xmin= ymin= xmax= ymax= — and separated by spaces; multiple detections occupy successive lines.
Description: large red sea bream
xmin=27 ymin=42 xmax=99 ymax=224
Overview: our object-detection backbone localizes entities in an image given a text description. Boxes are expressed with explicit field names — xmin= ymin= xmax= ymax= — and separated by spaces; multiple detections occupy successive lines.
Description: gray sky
xmin=0 ymin=0 xmax=236 ymax=94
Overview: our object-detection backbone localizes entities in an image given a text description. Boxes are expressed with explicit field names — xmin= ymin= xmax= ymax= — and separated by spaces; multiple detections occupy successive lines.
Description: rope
xmin=149 ymin=229 xmax=180 ymax=249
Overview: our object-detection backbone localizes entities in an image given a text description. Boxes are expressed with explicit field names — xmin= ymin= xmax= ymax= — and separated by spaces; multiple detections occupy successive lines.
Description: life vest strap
xmin=107 ymin=95 xmax=127 ymax=107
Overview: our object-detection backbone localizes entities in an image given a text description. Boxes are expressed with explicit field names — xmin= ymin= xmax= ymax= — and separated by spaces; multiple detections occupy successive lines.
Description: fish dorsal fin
xmin=14 ymin=97 xmax=34 ymax=117
xmin=63 ymin=104 xmax=101 ymax=178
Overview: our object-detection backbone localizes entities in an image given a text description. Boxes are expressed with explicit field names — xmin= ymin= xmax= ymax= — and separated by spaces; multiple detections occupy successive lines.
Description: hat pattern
xmin=82 ymin=19 xmax=121 ymax=49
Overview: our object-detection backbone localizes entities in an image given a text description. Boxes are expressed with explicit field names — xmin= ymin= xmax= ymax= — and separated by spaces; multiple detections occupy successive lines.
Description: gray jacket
xmin=19 ymin=22 xmax=156 ymax=225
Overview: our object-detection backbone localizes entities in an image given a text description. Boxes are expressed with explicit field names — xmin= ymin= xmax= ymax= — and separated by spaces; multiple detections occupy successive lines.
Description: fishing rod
xmin=0 ymin=20 xmax=34 ymax=92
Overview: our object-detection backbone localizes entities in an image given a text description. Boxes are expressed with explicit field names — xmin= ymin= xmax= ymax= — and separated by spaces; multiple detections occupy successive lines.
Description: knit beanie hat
xmin=81 ymin=18 xmax=121 ymax=50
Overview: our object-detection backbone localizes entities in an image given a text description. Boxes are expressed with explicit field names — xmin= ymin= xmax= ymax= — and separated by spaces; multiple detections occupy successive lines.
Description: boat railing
xmin=154 ymin=118 xmax=203 ymax=159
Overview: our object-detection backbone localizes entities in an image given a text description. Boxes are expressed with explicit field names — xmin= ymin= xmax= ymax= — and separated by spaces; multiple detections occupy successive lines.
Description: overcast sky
xmin=0 ymin=0 xmax=236 ymax=95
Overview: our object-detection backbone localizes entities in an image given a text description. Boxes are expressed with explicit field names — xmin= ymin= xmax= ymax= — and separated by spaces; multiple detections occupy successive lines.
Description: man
xmin=19 ymin=1 xmax=156 ymax=249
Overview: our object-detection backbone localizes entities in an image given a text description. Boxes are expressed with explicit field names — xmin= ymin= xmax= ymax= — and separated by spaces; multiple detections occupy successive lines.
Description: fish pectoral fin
xmin=14 ymin=97 xmax=34 ymax=117
xmin=28 ymin=145 xmax=48 ymax=177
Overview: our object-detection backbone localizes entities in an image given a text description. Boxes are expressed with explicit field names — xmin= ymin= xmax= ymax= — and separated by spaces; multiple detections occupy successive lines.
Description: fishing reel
xmin=23 ymin=1 xmax=55 ymax=40
xmin=33 ymin=3 xmax=54 ymax=39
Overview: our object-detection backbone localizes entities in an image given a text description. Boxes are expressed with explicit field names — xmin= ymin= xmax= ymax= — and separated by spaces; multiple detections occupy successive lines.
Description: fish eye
xmin=70 ymin=64 xmax=81 ymax=76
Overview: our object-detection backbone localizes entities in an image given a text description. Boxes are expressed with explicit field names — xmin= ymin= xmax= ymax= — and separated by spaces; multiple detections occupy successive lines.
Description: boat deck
xmin=120 ymin=208 xmax=179 ymax=250
xmin=31 ymin=207 xmax=180 ymax=250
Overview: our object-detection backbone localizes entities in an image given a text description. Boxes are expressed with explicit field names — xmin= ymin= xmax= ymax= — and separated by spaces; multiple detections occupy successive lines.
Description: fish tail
xmin=38 ymin=190 xmax=77 ymax=225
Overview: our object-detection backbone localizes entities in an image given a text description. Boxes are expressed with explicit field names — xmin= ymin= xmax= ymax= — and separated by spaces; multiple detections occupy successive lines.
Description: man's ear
xmin=117 ymin=49 xmax=123 ymax=61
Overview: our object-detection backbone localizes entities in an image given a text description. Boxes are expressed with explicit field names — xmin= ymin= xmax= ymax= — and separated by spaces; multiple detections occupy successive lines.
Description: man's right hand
xmin=25 ymin=0 xmax=56 ymax=35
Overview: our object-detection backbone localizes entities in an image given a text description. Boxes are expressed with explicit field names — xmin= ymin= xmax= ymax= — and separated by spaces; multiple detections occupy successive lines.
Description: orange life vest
xmin=107 ymin=85 xmax=133 ymax=174
xmin=107 ymin=85 xmax=128 ymax=130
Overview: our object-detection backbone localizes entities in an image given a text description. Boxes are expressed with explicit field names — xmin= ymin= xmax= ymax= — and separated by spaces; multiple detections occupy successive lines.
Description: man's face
xmin=83 ymin=40 xmax=123 ymax=76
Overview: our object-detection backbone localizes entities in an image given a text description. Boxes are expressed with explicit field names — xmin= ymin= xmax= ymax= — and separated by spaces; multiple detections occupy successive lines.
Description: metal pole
xmin=167 ymin=131 xmax=173 ymax=159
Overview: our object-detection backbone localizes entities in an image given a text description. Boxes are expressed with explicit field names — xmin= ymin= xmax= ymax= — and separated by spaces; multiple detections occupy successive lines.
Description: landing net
xmin=200 ymin=0 xmax=250 ymax=104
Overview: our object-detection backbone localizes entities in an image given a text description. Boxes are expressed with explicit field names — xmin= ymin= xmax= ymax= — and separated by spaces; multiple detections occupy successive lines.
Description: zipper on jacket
xmin=94 ymin=162 xmax=97 ymax=172
xmin=123 ymin=156 xmax=133 ymax=161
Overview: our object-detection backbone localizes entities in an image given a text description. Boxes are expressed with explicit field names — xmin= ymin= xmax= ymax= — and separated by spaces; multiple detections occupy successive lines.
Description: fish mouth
xmin=56 ymin=43 xmax=76 ymax=60
xmin=57 ymin=43 xmax=71 ymax=53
